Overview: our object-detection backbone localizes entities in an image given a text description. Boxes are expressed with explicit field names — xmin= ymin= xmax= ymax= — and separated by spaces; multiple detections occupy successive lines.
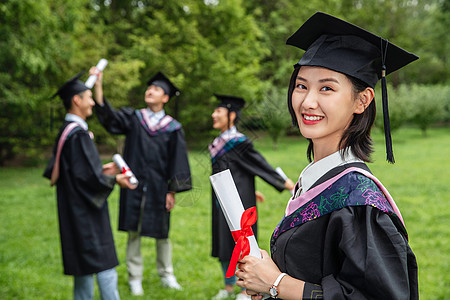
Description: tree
xmin=0 ymin=0 xmax=94 ymax=165
xmin=407 ymin=84 xmax=447 ymax=136
xmin=255 ymin=86 xmax=292 ymax=149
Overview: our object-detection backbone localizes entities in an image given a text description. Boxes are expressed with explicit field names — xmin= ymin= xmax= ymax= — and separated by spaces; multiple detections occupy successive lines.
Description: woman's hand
xmin=255 ymin=191 xmax=265 ymax=203
xmin=235 ymin=250 xmax=281 ymax=295
xmin=285 ymin=178 xmax=295 ymax=191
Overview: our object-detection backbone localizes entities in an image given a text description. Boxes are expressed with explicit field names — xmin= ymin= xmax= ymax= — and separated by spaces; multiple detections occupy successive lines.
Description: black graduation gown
xmin=211 ymin=137 xmax=286 ymax=262
xmin=95 ymin=100 xmax=192 ymax=238
xmin=43 ymin=121 xmax=118 ymax=276
xmin=270 ymin=164 xmax=419 ymax=300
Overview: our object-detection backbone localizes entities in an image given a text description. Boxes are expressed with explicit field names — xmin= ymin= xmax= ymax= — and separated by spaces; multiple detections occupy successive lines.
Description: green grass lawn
xmin=0 ymin=127 xmax=449 ymax=299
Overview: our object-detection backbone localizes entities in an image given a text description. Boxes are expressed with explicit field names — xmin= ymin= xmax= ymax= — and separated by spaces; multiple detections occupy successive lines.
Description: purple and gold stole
xmin=273 ymin=167 xmax=407 ymax=240
xmin=209 ymin=132 xmax=247 ymax=163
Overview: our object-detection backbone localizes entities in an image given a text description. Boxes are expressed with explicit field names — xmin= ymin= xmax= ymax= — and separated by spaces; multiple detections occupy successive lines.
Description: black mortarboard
xmin=147 ymin=72 xmax=180 ymax=98
xmin=286 ymin=12 xmax=418 ymax=163
xmin=52 ymin=71 xmax=89 ymax=104
xmin=214 ymin=94 xmax=246 ymax=112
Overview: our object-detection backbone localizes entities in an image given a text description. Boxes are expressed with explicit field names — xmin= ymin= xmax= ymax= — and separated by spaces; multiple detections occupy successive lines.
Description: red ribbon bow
xmin=121 ymin=167 xmax=130 ymax=175
xmin=226 ymin=206 xmax=257 ymax=278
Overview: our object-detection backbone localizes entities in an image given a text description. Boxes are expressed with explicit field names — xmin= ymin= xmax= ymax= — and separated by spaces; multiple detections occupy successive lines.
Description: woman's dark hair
xmin=287 ymin=65 xmax=376 ymax=162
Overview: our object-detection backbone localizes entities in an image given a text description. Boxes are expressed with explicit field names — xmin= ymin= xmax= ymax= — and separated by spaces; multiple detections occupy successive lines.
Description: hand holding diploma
xmin=85 ymin=58 xmax=108 ymax=88
xmin=276 ymin=167 xmax=295 ymax=195
xmin=113 ymin=154 xmax=139 ymax=186
xmin=209 ymin=169 xmax=261 ymax=278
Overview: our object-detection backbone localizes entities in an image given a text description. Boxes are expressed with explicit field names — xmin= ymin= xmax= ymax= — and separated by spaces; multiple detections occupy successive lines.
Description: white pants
xmin=126 ymin=232 xmax=174 ymax=282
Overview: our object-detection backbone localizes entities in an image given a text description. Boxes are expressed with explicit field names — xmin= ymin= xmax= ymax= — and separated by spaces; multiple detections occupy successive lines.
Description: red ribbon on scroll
xmin=225 ymin=206 xmax=257 ymax=278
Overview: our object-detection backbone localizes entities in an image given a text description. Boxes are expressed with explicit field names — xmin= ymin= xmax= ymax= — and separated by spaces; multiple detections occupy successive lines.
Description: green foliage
xmin=374 ymin=84 xmax=415 ymax=133
xmin=1 ymin=128 xmax=449 ymax=299
xmin=407 ymin=84 xmax=449 ymax=136
xmin=254 ymin=86 xmax=292 ymax=149
xmin=1 ymin=0 xmax=449 ymax=165
xmin=375 ymin=84 xmax=450 ymax=136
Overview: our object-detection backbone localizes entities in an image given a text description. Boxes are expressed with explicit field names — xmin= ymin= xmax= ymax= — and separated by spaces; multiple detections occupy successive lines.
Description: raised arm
xmin=89 ymin=66 xmax=104 ymax=105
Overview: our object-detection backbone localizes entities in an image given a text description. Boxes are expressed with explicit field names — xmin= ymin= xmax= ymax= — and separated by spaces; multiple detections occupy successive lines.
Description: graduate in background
xmin=43 ymin=72 xmax=136 ymax=300
xmin=209 ymin=94 xmax=294 ymax=300
xmin=235 ymin=12 xmax=419 ymax=299
xmin=91 ymin=68 xmax=191 ymax=296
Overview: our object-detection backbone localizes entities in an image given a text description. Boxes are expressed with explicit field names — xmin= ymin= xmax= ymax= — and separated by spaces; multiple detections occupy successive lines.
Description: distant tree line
xmin=0 ymin=0 xmax=449 ymax=165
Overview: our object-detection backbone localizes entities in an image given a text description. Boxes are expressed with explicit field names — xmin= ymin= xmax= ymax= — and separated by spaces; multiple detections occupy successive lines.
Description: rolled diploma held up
xmin=85 ymin=58 xmax=108 ymax=88
xmin=112 ymin=154 xmax=138 ymax=186
xmin=209 ymin=169 xmax=261 ymax=259
xmin=276 ymin=167 xmax=294 ymax=195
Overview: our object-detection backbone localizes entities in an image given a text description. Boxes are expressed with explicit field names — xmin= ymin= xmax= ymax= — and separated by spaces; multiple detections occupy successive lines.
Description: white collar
xmin=219 ymin=126 xmax=237 ymax=139
xmin=65 ymin=113 xmax=88 ymax=130
xmin=299 ymin=149 xmax=363 ymax=193
xmin=146 ymin=108 xmax=165 ymax=119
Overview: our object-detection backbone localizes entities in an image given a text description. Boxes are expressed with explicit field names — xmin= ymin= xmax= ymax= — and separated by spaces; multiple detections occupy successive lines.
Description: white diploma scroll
xmin=276 ymin=167 xmax=294 ymax=195
xmin=209 ymin=169 xmax=261 ymax=259
xmin=112 ymin=154 xmax=138 ymax=186
xmin=85 ymin=58 xmax=108 ymax=88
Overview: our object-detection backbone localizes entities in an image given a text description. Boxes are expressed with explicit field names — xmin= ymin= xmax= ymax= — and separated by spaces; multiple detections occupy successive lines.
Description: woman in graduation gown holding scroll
xmin=235 ymin=12 xmax=419 ymax=300
xmin=209 ymin=94 xmax=294 ymax=300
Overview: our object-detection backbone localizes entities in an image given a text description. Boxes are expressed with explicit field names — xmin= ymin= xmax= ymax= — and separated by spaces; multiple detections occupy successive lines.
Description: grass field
xmin=0 ymin=127 xmax=449 ymax=299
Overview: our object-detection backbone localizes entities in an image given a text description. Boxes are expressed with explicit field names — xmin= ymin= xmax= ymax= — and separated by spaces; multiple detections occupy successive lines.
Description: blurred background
xmin=0 ymin=0 xmax=449 ymax=165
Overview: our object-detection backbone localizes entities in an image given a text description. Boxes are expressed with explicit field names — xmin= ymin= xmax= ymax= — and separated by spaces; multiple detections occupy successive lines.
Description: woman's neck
xmin=312 ymin=139 xmax=340 ymax=162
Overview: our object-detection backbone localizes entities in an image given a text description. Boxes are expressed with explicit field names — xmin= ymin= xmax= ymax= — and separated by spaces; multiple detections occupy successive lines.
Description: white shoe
xmin=129 ymin=279 xmax=144 ymax=296
xmin=161 ymin=275 xmax=183 ymax=290
xmin=236 ymin=293 xmax=251 ymax=300
xmin=212 ymin=289 xmax=235 ymax=300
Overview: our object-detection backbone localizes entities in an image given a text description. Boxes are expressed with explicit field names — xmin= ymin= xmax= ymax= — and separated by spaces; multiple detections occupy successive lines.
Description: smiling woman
xmin=291 ymin=66 xmax=372 ymax=161
xmin=234 ymin=12 xmax=419 ymax=300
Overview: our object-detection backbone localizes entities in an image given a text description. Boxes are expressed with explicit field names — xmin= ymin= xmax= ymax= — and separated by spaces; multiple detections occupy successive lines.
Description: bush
xmin=407 ymin=84 xmax=448 ymax=136
xmin=254 ymin=87 xmax=292 ymax=149
xmin=374 ymin=84 xmax=449 ymax=136
xmin=374 ymin=84 xmax=413 ymax=133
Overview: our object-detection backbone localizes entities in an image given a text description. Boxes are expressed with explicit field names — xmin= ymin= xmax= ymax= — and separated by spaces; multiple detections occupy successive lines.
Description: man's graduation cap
xmin=286 ymin=12 xmax=418 ymax=163
xmin=52 ymin=71 xmax=89 ymax=108
xmin=214 ymin=94 xmax=246 ymax=112
xmin=147 ymin=72 xmax=180 ymax=98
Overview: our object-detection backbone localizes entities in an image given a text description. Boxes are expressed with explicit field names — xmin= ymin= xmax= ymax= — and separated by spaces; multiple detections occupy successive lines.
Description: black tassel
xmin=381 ymin=69 xmax=394 ymax=164
xmin=380 ymin=39 xmax=394 ymax=164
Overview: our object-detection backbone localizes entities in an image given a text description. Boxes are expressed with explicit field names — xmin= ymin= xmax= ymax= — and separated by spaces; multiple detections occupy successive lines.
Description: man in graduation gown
xmin=209 ymin=94 xmax=294 ymax=300
xmin=90 ymin=67 xmax=192 ymax=295
xmin=43 ymin=72 xmax=136 ymax=300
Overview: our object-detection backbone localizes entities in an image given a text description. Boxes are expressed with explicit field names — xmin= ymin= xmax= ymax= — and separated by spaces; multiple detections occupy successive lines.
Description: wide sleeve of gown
xmin=302 ymin=206 xmax=418 ymax=300
xmin=167 ymin=128 xmax=192 ymax=193
xmin=68 ymin=131 xmax=116 ymax=209
xmin=95 ymin=98 xmax=134 ymax=134
xmin=235 ymin=140 xmax=285 ymax=192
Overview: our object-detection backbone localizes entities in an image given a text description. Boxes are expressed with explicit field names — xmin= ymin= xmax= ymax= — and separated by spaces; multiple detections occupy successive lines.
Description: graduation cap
xmin=52 ymin=71 xmax=89 ymax=107
xmin=147 ymin=72 xmax=180 ymax=98
xmin=286 ymin=12 xmax=418 ymax=163
xmin=214 ymin=94 xmax=246 ymax=112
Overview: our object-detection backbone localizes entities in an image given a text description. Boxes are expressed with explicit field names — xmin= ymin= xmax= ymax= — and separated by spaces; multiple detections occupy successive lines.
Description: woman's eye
xmin=296 ymin=83 xmax=306 ymax=89
xmin=321 ymin=86 xmax=333 ymax=91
